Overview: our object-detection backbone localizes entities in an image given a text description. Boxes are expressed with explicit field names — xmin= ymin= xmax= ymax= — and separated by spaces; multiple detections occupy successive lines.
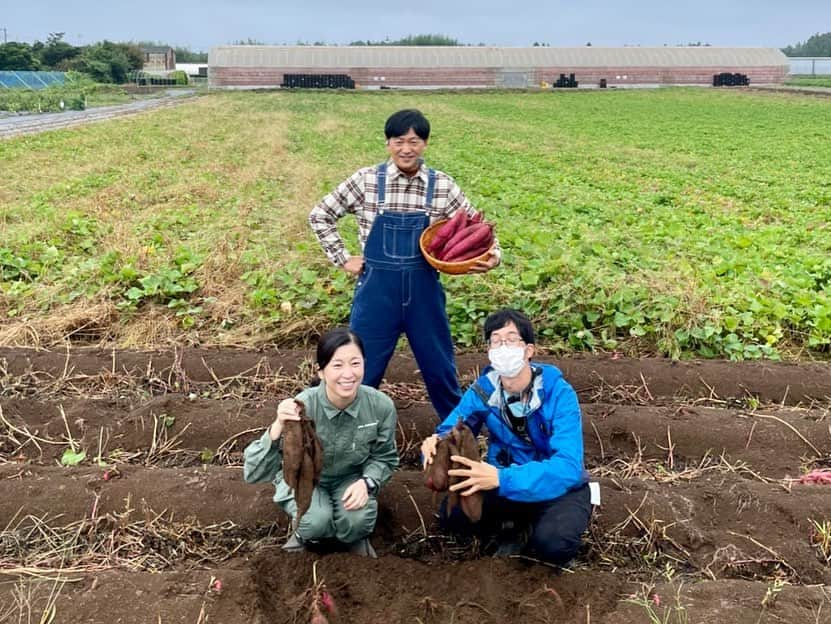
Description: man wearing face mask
xmin=420 ymin=308 xmax=592 ymax=565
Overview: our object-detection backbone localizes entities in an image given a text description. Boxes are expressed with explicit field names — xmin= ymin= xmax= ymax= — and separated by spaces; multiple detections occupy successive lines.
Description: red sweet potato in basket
xmin=428 ymin=208 xmax=467 ymax=255
xmin=428 ymin=210 xmax=495 ymax=263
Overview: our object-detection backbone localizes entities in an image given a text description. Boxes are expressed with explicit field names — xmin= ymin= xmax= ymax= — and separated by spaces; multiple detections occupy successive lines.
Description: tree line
xmin=782 ymin=32 xmax=831 ymax=57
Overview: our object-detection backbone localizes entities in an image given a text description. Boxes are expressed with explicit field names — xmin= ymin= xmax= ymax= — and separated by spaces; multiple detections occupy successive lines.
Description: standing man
xmin=309 ymin=109 xmax=499 ymax=419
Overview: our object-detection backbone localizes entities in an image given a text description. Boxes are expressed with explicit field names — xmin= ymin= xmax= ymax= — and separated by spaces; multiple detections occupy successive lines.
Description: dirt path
xmin=0 ymin=90 xmax=197 ymax=139
xmin=1 ymin=347 xmax=830 ymax=623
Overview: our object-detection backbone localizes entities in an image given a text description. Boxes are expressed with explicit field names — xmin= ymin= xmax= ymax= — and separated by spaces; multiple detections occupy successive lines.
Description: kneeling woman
xmin=243 ymin=328 xmax=399 ymax=557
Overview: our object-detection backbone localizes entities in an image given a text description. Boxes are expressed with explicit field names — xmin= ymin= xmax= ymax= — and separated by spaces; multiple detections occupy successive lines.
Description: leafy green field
xmin=785 ymin=76 xmax=831 ymax=89
xmin=1 ymin=88 xmax=829 ymax=358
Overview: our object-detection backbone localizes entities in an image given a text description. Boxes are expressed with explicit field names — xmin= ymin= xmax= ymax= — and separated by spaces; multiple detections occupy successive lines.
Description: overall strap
xmin=376 ymin=162 xmax=387 ymax=208
xmin=424 ymin=168 xmax=436 ymax=209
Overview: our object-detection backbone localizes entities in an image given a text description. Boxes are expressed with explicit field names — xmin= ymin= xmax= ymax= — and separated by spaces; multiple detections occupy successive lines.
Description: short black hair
xmin=316 ymin=327 xmax=365 ymax=370
xmin=484 ymin=308 xmax=535 ymax=345
xmin=385 ymin=109 xmax=430 ymax=140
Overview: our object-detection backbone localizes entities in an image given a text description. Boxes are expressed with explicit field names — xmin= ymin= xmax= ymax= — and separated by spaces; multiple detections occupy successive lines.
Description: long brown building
xmin=208 ymin=46 xmax=788 ymax=89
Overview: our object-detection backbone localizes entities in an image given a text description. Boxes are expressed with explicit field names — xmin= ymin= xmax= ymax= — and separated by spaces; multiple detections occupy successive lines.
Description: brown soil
xmin=1 ymin=347 xmax=830 ymax=623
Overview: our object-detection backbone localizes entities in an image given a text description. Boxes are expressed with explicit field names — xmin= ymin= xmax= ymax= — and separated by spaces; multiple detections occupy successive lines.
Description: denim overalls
xmin=349 ymin=163 xmax=462 ymax=419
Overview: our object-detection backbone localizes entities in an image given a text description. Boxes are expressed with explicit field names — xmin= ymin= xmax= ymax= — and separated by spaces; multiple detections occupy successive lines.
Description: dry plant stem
xmin=406 ymin=487 xmax=428 ymax=537
xmin=1 ymin=510 xmax=281 ymax=574
xmin=0 ymin=405 xmax=65 ymax=458
xmin=147 ymin=415 xmax=192 ymax=465
xmin=699 ymin=376 xmax=719 ymax=401
xmin=741 ymin=412 xmax=822 ymax=457
xmin=449 ymin=600 xmax=493 ymax=624
xmin=215 ymin=427 xmax=264 ymax=464
xmin=727 ymin=531 xmax=799 ymax=580
xmin=396 ymin=420 xmax=419 ymax=459
xmin=639 ymin=373 xmax=654 ymax=401
xmin=591 ymin=421 xmax=605 ymax=461
xmin=195 ymin=601 xmax=208 ymax=624
xmin=745 ymin=421 xmax=757 ymax=449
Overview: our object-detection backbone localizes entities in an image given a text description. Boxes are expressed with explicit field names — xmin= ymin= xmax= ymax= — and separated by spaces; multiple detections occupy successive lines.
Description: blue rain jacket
xmin=436 ymin=362 xmax=588 ymax=503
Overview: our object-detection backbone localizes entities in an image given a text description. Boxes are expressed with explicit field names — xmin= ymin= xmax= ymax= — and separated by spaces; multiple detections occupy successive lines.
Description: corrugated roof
xmin=209 ymin=46 xmax=788 ymax=68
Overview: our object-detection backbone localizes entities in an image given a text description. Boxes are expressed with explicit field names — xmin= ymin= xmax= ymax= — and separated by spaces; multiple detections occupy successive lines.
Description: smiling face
xmin=386 ymin=128 xmax=427 ymax=174
xmin=318 ymin=342 xmax=365 ymax=408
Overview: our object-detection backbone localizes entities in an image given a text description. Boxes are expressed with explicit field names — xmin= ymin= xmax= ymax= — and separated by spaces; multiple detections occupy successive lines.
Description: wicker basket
xmin=419 ymin=220 xmax=493 ymax=275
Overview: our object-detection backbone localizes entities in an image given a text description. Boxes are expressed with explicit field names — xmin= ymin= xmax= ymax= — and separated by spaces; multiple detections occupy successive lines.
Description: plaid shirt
xmin=309 ymin=160 xmax=500 ymax=266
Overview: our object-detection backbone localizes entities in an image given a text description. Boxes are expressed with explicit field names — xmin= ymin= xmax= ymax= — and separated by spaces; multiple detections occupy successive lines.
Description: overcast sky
xmin=5 ymin=1 xmax=829 ymax=51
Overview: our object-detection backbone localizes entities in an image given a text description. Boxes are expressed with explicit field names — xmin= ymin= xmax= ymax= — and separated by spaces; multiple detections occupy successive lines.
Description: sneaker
xmin=491 ymin=520 xmax=525 ymax=558
xmin=281 ymin=533 xmax=307 ymax=553
xmin=493 ymin=540 xmax=523 ymax=558
xmin=347 ymin=538 xmax=377 ymax=559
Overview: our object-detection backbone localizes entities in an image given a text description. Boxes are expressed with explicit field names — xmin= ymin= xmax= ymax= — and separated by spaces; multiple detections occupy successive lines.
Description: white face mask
xmin=488 ymin=345 xmax=527 ymax=378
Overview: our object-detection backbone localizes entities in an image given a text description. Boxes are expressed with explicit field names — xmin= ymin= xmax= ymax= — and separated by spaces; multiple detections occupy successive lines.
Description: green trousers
xmin=275 ymin=474 xmax=378 ymax=543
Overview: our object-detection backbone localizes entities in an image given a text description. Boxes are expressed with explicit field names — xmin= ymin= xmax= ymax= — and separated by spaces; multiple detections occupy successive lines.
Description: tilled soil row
xmin=3 ymin=347 xmax=831 ymax=406
xmin=3 ymin=396 xmax=828 ymax=479
xmin=2 ymin=562 xmax=830 ymax=624
xmin=2 ymin=465 xmax=829 ymax=583
xmin=0 ymin=568 xmax=259 ymax=624
xmin=3 ymin=348 xmax=831 ymax=623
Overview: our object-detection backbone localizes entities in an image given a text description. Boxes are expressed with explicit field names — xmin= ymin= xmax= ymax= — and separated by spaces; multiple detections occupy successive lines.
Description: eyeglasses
xmin=389 ymin=138 xmax=424 ymax=148
xmin=488 ymin=335 xmax=525 ymax=348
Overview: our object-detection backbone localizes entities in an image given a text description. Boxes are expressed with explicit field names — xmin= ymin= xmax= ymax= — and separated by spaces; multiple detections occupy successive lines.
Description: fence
xmin=788 ymin=57 xmax=831 ymax=76
xmin=0 ymin=71 xmax=66 ymax=89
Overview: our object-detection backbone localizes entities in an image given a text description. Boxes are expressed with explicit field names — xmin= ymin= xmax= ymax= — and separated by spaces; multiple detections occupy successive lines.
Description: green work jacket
xmin=243 ymin=383 xmax=399 ymax=492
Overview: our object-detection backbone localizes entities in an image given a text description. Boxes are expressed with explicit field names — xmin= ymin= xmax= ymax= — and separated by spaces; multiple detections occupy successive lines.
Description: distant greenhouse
xmin=208 ymin=46 xmax=788 ymax=89
xmin=0 ymin=71 xmax=66 ymax=90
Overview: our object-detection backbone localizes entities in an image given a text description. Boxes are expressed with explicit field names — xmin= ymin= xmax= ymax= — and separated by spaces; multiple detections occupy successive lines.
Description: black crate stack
xmin=281 ymin=74 xmax=356 ymax=89
xmin=712 ymin=72 xmax=750 ymax=87
xmin=553 ymin=73 xmax=578 ymax=88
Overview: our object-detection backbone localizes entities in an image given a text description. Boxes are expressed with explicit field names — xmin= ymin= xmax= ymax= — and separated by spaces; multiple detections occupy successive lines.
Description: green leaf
xmin=61 ymin=448 xmax=86 ymax=466
xmin=125 ymin=286 xmax=144 ymax=301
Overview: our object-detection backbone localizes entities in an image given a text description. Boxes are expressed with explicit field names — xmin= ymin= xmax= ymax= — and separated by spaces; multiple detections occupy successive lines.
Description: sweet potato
xmin=443 ymin=241 xmax=492 ymax=263
xmin=295 ymin=447 xmax=317 ymax=521
xmin=427 ymin=420 xmax=483 ymax=523
xmin=428 ymin=209 xmax=468 ymax=255
xmin=437 ymin=221 xmax=483 ymax=260
xmin=441 ymin=223 xmax=493 ymax=261
xmin=443 ymin=231 xmax=494 ymax=262
xmin=282 ymin=425 xmax=303 ymax=492
xmin=282 ymin=400 xmax=324 ymax=525
xmin=424 ymin=436 xmax=451 ymax=492
xmin=454 ymin=423 xmax=483 ymax=522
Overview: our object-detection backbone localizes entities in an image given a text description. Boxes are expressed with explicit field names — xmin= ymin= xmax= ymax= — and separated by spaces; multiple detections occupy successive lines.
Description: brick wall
xmin=210 ymin=65 xmax=786 ymax=88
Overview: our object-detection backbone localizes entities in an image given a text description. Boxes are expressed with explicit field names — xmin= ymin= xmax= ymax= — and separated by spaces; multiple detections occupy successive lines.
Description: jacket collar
xmin=386 ymin=159 xmax=428 ymax=183
xmin=484 ymin=364 xmax=543 ymax=414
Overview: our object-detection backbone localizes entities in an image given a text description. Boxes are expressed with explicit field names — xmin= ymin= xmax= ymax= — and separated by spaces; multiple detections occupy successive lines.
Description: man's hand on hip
xmin=343 ymin=256 xmax=365 ymax=276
